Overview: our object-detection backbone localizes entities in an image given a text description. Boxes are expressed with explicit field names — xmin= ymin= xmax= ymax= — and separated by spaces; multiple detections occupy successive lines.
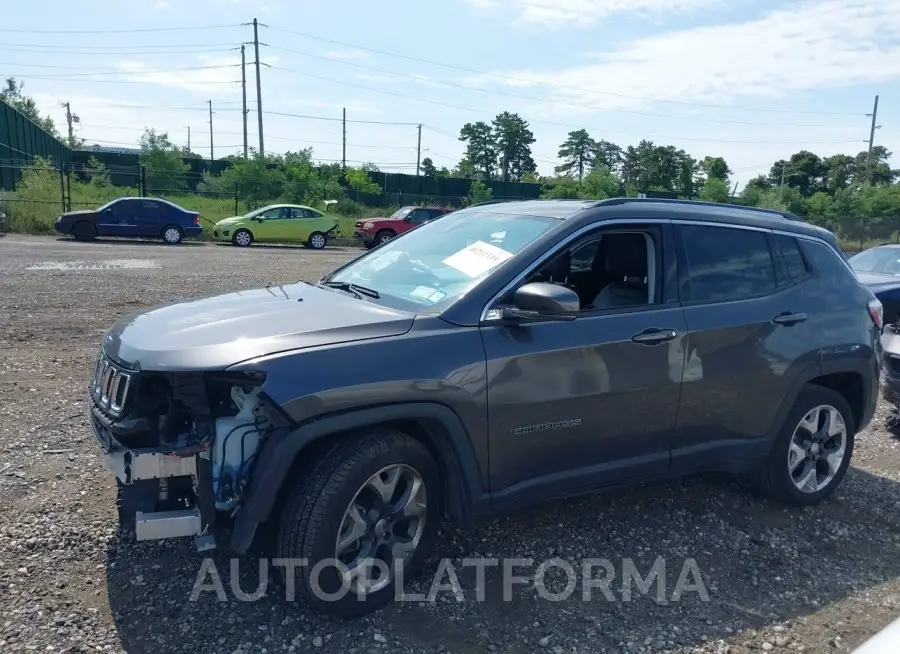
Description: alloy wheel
xmin=234 ymin=231 xmax=252 ymax=246
xmin=334 ymin=464 xmax=427 ymax=596
xmin=787 ymin=404 xmax=847 ymax=493
xmin=378 ymin=233 xmax=393 ymax=245
xmin=163 ymin=227 xmax=181 ymax=244
xmin=310 ymin=233 xmax=326 ymax=249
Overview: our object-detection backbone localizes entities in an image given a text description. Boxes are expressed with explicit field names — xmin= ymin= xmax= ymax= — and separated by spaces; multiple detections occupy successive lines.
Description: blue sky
xmin=4 ymin=0 xmax=900 ymax=187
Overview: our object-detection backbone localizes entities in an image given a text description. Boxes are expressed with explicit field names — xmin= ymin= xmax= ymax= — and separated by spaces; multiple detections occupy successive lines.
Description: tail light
xmin=868 ymin=298 xmax=884 ymax=330
xmin=194 ymin=215 xmax=201 ymax=225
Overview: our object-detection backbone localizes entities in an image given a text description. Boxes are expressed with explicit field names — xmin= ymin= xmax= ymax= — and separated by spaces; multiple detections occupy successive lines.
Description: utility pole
xmin=186 ymin=126 xmax=191 ymax=152
xmin=342 ymin=107 xmax=347 ymax=169
xmin=59 ymin=101 xmax=79 ymax=146
xmin=865 ymin=94 xmax=880 ymax=185
xmin=207 ymin=100 xmax=214 ymax=164
xmin=416 ymin=124 xmax=422 ymax=176
xmin=241 ymin=44 xmax=248 ymax=158
xmin=252 ymin=18 xmax=265 ymax=155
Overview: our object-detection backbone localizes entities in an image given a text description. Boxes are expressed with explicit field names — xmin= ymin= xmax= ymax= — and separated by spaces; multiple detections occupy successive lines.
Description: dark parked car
xmin=847 ymin=244 xmax=900 ymax=426
xmin=89 ymin=198 xmax=880 ymax=616
xmin=55 ymin=196 xmax=202 ymax=244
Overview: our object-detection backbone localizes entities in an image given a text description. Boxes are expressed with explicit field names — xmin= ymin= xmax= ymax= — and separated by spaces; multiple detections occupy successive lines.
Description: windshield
xmin=848 ymin=247 xmax=900 ymax=275
xmin=390 ymin=207 xmax=414 ymax=219
xmin=326 ymin=208 xmax=561 ymax=311
xmin=97 ymin=199 xmax=120 ymax=211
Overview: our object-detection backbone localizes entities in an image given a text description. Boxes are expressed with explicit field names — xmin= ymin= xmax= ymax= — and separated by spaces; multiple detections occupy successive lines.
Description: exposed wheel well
xmin=267 ymin=418 xmax=466 ymax=530
xmin=808 ymin=372 xmax=864 ymax=430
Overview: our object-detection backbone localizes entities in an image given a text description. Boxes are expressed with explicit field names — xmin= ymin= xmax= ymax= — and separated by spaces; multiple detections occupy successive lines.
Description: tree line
xmin=5 ymin=75 xmax=899 ymax=242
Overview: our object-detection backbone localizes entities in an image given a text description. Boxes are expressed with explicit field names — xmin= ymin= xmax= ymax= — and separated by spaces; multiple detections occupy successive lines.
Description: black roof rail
xmin=468 ymin=199 xmax=517 ymax=207
xmin=594 ymin=197 xmax=804 ymax=222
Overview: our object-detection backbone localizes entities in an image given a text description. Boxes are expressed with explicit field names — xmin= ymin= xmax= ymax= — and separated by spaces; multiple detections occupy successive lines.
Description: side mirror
xmin=502 ymin=282 xmax=579 ymax=323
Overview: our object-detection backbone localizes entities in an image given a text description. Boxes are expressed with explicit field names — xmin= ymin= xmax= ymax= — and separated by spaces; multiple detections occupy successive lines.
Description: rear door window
xmin=679 ymin=225 xmax=777 ymax=303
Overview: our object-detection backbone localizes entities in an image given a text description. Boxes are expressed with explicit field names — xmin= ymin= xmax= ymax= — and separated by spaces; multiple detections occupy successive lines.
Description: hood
xmin=61 ymin=209 xmax=97 ymax=219
xmin=360 ymin=216 xmax=396 ymax=224
xmin=215 ymin=215 xmax=244 ymax=225
xmin=103 ymin=282 xmax=414 ymax=371
xmin=855 ymin=271 xmax=900 ymax=294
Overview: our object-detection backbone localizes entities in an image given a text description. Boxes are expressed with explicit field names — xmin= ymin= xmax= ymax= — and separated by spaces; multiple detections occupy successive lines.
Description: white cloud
xmin=114 ymin=54 xmax=279 ymax=95
xmin=153 ymin=0 xmax=171 ymax=9
xmin=462 ymin=0 xmax=717 ymax=26
xmin=463 ymin=0 xmax=900 ymax=110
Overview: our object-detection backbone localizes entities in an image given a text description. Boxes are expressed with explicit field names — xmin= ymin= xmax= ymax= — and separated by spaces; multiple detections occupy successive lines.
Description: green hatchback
xmin=213 ymin=204 xmax=339 ymax=249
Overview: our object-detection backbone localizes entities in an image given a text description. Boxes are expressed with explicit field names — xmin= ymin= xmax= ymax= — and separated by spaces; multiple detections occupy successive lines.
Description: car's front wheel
xmin=161 ymin=225 xmax=183 ymax=245
xmin=275 ymin=430 xmax=441 ymax=617
xmin=232 ymin=229 xmax=253 ymax=247
xmin=375 ymin=230 xmax=394 ymax=246
xmin=71 ymin=221 xmax=96 ymax=242
xmin=755 ymin=385 xmax=855 ymax=505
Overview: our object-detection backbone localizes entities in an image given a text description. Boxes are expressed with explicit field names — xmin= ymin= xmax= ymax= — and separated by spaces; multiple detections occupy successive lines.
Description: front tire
xmin=275 ymin=430 xmax=441 ymax=617
xmin=232 ymin=229 xmax=253 ymax=247
xmin=307 ymin=231 xmax=327 ymax=250
xmin=375 ymin=229 xmax=394 ymax=246
xmin=71 ymin=221 xmax=96 ymax=242
xmin=161 ymin=225 xmax=183 ymax=245
xmin=755 ymin=385 xmax=855 ymax=506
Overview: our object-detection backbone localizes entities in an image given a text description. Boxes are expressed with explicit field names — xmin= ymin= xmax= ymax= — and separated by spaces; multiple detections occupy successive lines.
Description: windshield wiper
xmin=319 ymin=280 xmax=381 ymax=299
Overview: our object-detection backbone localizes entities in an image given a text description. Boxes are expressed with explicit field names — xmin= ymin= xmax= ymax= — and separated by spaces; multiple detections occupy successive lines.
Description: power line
xmin=264 ymin=26 xmax=866 ymax=118
xmin=0 ymin=41 xmax=236 ymax=50
xmin=262 ymin=109 xmax=418 ymax=126
xmin=0 ymin=23 xmax=239 ymax=34
xmin=266 ymin=66 xmax=866 ymax=146
xmin=266 ymin=44 xmax=860 ymax=129
xmin=5 ymin=75 xmax=239 ymax=85
xmin=0 ymin=63 xmax=239 ymax=75
xmin=2 ymin=45 xmax=233 ymax=56
xmin=77 ymin=123 xmax=419 ymax=149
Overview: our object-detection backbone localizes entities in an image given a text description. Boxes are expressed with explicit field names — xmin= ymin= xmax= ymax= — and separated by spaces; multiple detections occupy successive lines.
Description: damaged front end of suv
xmin=90 ymin=353 xmax=289 ymax=551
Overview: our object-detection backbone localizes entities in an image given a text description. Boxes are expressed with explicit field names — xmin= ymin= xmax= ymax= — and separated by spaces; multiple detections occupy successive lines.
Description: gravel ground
xmin=1 ymin=233 xmax=899 ymax=654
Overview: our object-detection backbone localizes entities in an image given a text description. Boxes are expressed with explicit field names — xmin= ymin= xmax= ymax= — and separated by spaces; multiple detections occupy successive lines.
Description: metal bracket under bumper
xmin=135 ymin=508 xmax=202 ymax=541
xmin=103 ymin=449 xmax=197 ymax=485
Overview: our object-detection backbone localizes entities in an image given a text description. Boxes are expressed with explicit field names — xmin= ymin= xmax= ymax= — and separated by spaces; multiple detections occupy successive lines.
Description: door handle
xmin=631 ymin=328 xmax=678 ymax=345
xmin=772 ymin=312 xmax=807 ymax=326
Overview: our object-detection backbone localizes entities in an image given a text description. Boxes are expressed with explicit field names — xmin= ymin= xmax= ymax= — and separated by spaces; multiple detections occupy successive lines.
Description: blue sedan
xmin=55 ymin=197 xmax=202 ymax=244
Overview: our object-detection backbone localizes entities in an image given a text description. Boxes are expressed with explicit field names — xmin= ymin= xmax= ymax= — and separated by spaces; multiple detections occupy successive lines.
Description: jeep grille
xmin=90 ymin=354 xmax=131 ymax=417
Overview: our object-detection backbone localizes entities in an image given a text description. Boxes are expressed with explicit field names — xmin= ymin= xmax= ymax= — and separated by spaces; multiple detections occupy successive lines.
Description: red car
xmin=353 ymin=206 xmax=453 ymax=248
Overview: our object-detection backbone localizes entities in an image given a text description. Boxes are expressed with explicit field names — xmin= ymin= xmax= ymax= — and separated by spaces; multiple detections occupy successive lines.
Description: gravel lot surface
xmin=1 ymin=233 xmax=899 ymax=654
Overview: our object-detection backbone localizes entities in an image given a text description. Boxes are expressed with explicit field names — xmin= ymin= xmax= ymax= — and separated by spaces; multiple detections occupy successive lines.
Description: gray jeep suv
xmin=89 ymin=198 xmax=881 ymax=616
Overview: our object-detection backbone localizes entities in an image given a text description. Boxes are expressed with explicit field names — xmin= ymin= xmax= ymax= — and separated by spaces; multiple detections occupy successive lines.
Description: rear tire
xmin=755 ymin=385 xmax=855 ymax=506
xmin=161 ymin=225 xmax=183 ymax=245
xmin=232 ymin=229 xmax=253 ymax=247
xmin=307 ymin=231 xmax=328 ymax=250
xmin=275 ymin=430 xmax=441 ymax=617
xmin=71 ymin=221 xmax=96 ymax=242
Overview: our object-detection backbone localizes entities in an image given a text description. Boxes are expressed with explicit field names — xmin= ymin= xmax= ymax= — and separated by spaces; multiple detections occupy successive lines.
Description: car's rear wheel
xmin=275 ymin=430 xmax=441 ymax=617
xmin=232 ymin=229 xmax=253 ymax=247
xmin=755 ymin=385 xmax=855 ymax=506
xmin=375 ymin=230 xmax=394 ymax=246
xmin=307 ymin=231 xmax=328 ymax=250
xmin=71 ymin=221 xmax=96 ymax=242
xmin=161 ymin=225 xmax=183 ymax=245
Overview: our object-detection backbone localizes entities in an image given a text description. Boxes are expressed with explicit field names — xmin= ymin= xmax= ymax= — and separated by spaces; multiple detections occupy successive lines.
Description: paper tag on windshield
xmin=442 ymin=240 xmax=513 ymax=278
